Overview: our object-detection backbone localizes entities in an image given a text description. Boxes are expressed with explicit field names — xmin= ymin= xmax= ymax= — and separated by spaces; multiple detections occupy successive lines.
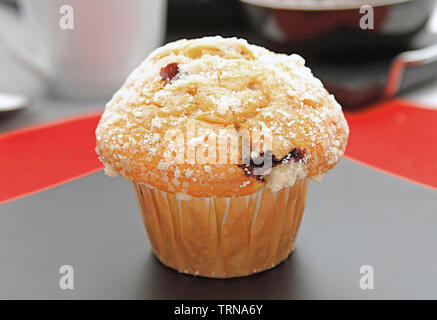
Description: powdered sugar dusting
xmin=95 ymin=36 xmax=349 ymax=197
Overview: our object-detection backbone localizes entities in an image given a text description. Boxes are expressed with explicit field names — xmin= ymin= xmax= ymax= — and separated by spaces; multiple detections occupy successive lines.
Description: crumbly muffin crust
xmin=96 ymin=36 xmax=349 ymax=197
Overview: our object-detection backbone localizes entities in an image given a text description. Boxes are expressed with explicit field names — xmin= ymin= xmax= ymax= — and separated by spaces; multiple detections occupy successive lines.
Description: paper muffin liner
xmin=133 ymin=179 xmax=309 ymax=278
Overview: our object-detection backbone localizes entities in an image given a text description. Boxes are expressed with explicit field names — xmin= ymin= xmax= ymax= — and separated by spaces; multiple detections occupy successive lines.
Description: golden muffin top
xmin=96 ymin=36 xmax=349 ymax=197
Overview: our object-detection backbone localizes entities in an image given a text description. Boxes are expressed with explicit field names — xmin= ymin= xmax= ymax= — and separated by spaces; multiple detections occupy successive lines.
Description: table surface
xmin=1 ymin=32 xmax=437 ymax=299
xmin=1 ymin=160 xmax=436 ymax=299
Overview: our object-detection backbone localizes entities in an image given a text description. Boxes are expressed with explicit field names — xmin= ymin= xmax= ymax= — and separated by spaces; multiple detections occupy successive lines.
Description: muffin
xmin=95 ymin=36 xmax=349 ymax=278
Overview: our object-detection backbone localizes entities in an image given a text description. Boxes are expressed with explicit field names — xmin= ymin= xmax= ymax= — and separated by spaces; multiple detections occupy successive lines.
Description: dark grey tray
xmin=1 ymin=160 xmax=436 ymax=299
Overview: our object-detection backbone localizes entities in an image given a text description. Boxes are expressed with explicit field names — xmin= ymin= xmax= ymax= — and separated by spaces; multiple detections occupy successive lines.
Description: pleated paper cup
xmin=133 ymin=179 xmax=309 ymax=278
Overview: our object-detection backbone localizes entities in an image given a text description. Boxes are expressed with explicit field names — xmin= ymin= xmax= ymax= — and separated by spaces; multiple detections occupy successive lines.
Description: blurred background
xmin=1 ymin=0 xmax=437 ymax=132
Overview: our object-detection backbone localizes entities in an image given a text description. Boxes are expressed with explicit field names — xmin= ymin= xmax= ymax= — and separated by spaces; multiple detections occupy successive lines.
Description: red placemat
xmin=0 ymin=99 xmax=436 ymax=204
xmin=0 ymin=112 xmax=103 ymax=204
xmin=345 ymin=99 xmax=437 ymax=191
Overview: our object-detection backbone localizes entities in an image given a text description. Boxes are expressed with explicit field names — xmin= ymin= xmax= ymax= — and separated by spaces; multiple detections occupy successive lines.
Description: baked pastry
xmin=96 ymin=36 xmax=349 ymax=278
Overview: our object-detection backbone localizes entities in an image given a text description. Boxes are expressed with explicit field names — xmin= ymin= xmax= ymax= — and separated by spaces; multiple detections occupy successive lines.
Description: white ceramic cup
xmin=0 ymin=0 xmax=167 ymax=99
